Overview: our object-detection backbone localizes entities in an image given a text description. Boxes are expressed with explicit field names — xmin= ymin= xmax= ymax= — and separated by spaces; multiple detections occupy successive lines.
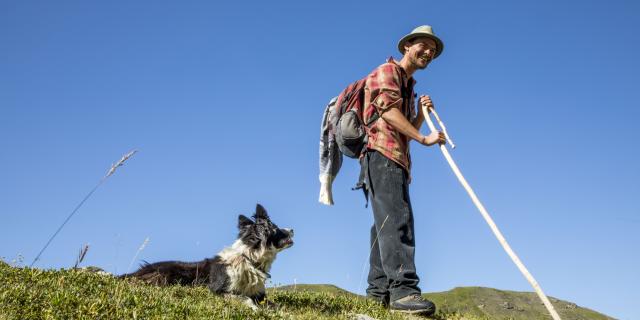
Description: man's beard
xmin=412 ymin=55 xmax=430 ymax=70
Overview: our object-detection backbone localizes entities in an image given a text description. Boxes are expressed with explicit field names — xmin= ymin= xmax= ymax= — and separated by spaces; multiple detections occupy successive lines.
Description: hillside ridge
xmin=0 ymin=262 xmax=615 ymax=320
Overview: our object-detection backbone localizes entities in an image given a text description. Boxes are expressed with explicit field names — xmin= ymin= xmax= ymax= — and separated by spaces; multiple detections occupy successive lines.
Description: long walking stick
xmin=422 ymin=106 xmax=562 ymax=320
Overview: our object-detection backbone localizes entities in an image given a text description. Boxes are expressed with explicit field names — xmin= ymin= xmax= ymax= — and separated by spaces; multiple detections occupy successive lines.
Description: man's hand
xmin=420 ymin=131 xmax=446 ymax=146
xmin=418 ymin=94 xmax=434 ymax=117
xmin=413 ymin=94 xmax=434 ymax=130
xmin=416 ymin=95 xmax=445 ymax=146
xmin=419 ymin=95 xmax=434 ymax=111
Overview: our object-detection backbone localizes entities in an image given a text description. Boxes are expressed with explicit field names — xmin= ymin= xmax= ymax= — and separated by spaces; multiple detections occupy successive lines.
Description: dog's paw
xmin=244 ymin=299 xmax=259 ymax=311
xmin=224 ymin=294 xmax=259 ymax=311
xmin=258 ymin=298 xmax=279 ymax=309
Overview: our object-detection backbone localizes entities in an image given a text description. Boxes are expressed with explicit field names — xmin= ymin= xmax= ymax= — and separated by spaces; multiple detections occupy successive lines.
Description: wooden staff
xmin=429 ymin=108 xmax=456 ymax=149
xmin=422 ymin=106 xmax=562 ymax=320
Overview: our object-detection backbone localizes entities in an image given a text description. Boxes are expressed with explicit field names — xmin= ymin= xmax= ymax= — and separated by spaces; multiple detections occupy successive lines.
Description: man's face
xmin=404 ymin=37 xmax=437 ymax=70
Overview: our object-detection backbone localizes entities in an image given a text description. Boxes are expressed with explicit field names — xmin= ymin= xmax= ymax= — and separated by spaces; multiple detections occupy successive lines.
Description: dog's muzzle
xmin=281 ymin=228 xmax=294 ymax=248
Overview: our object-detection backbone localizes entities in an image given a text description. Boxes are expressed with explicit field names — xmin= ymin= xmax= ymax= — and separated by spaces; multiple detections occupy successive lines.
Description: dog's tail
xmin=118 ymin=260 xmax=186 ymax=286
xmin=117 ymin=260 xmax=151 ymax=279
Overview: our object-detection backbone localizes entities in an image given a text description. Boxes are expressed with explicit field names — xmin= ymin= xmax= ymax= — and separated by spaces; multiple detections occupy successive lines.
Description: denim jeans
xmin=364 ymin=150 xmax=421 ymax=302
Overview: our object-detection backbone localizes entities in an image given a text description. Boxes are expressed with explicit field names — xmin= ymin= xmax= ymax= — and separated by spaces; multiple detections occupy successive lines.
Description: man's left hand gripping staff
xmin=418 ymin=95 xmax=446 ymax=146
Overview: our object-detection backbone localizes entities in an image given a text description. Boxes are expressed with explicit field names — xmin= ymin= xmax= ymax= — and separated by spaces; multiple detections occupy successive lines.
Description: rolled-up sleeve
xmin=367 ymin=64 xmax=404 ymax=114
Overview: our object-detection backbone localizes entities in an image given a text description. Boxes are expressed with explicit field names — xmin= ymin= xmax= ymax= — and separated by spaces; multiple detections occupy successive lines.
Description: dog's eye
xmin=257 ymin=224 xmax=275 ymax=235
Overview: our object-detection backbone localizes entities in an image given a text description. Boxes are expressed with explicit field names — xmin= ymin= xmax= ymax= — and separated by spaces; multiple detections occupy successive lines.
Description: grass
xmin=0 ymin=261 xmax=409 ymax=320
xmin=0 ymin=261 xmax=613 ymax=320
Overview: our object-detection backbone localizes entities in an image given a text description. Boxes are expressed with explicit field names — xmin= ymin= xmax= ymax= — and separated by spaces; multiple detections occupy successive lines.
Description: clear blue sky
xmin=1 ymin=1 xmax=638 ymax=319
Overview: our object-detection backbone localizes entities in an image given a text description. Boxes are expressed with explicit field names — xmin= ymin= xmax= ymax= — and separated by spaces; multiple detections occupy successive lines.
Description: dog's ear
xmin=254 ymin=203 xmax=270 ymax=221
xmin=238 ymin=214 xmax=254 ymax=229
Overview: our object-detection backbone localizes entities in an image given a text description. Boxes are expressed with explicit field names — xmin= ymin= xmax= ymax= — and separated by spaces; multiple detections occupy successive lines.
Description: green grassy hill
xmin=0 ymin=261 xmax=614 ymax=320
xmin=277 ymin=284 xmax=614 ymax=320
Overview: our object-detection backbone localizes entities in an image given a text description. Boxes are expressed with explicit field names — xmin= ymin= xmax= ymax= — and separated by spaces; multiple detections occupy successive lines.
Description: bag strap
xmin=364 ymin=64 xmax=411 ymax=127
xmin=398 ymin=66 xmax=413 ymax=119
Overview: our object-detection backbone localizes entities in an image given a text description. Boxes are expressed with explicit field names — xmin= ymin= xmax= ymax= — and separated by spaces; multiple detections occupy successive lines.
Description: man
xmin=362 ymin=25 xmax=446 ymax=315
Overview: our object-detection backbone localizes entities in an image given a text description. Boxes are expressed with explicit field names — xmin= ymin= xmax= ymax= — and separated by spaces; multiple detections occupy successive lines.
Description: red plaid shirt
xmin=363 ymin=57 xmax=417 ymax=172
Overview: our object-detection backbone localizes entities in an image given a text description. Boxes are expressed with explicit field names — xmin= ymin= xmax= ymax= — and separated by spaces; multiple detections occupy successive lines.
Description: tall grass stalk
xmin=127 ymin=237 xmax=150 ymax=273
xmin=73 ymin=243 xmax=90 ymax=269
xmin=30 ymin=150 xmax=138 ymax=267
xmin=357 ymin=214 xmax=389 ymax=294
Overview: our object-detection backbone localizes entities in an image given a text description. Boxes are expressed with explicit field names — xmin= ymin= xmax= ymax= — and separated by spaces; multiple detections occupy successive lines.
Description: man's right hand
xmin=421 ymin=131 xmax=446 ymax=146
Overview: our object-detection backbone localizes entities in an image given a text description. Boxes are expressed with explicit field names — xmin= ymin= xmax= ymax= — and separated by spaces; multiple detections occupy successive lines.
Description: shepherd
xmin=358 ymin=25 xmax=446 ymax=315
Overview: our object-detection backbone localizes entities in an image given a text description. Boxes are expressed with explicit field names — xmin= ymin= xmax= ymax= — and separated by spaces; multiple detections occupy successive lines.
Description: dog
xmin=119 ymin=204 xmax=293 ymax=308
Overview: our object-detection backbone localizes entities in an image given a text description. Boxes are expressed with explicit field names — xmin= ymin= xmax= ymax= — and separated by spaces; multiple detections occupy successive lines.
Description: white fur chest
xmin=218 ymin=240 xmax=276 ymax=297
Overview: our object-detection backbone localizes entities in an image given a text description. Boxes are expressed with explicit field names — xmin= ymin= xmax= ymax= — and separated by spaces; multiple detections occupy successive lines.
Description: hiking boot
xmin=389 ymin=294 xmax=436 ymax=315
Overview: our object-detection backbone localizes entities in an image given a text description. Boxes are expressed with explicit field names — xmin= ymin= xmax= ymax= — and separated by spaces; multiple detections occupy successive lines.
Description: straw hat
xmin=397 ymin=25 xmax=444 ymax=58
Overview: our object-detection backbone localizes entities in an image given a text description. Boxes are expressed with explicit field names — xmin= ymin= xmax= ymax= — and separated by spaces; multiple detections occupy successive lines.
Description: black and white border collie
xmin=119 ymin=204 xmax=293 ymax=308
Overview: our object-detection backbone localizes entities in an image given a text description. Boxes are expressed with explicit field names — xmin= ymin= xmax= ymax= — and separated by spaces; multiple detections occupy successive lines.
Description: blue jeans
xmin=364 ymin=150 xmax=421 ymax=302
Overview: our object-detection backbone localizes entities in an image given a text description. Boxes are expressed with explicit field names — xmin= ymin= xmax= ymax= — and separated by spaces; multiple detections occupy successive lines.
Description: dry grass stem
xmin=127 ymin=237 xmax=150 ymax=273
xmin=357 ymin=214 xmax=389 ymax=294
xmin=106 ymin=149 xmax=138 ymax=178
xmin=73 ymin=244 xmax=90 ymax=269
xmin=30 ymin=149 xmax=139 ymax=267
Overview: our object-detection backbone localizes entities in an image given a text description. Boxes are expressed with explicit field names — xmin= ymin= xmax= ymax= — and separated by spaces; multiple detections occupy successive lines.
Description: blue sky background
xmin=1 ymin=1 xmax=638 ymax=319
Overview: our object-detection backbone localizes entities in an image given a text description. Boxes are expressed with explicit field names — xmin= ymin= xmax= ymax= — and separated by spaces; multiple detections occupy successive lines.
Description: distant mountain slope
xmin=275 ymin=284 xmax=615 ymax=320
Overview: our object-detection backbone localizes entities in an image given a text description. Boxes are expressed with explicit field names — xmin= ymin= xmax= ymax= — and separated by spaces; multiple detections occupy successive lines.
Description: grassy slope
xmin=277 ymin=285 xmax=615 ymax=320
xmin=425 ymin=287 xmax=614 ymax=320
xmin=0 ymin=262 xmax=614 ymax=320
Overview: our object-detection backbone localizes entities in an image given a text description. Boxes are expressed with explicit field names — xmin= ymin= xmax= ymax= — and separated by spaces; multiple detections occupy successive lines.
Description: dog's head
xmin=237 ymin=204 xmax=294 ymax=252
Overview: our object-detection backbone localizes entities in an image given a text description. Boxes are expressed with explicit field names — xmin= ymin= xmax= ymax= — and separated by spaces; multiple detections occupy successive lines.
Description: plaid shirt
xmin=363 ymin=57 xmax=417 ymax=172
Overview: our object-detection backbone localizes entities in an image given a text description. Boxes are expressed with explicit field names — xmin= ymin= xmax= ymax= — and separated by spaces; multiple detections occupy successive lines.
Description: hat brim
xmin=398 ymin=33 xmax=444 ymax=58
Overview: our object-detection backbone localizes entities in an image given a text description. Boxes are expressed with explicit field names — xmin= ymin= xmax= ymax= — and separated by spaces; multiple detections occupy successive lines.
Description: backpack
xmin=331 ymin=78 xmax=379 ymax=158
xmin=318 ymin=63 xmax=410 ymax=205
